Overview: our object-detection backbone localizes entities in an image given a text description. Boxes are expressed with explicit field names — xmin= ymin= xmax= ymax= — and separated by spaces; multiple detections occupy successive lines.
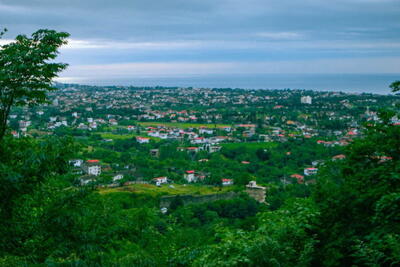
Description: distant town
xmin=7 ymin=83 xmax=398 ymax=192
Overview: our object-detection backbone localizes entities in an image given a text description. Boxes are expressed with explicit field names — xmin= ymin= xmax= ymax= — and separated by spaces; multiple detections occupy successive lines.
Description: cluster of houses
xmin=9 ymin=84 xmax=395 ymax=146
xmin=289 ymin=167 xmax=319 ymax=185
xmin=69 ymin=159 xmax=234 ymax=187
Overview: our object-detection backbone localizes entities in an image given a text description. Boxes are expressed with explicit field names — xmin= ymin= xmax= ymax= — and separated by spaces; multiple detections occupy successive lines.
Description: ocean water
xmin=76 ymin=73 xmax=399 ymax=94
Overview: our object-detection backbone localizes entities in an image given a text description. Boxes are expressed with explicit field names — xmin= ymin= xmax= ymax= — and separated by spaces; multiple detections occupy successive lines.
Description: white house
xmin=199 ymin=128 xmax=214 ymax=135
xmin=158 ymin=133 xmax=168 ymax=139
xmin=192 ymin=137 xmax=206 ymax=144
xmin=109 ymin=119 xmax=118 ymax=125
xmin=222 ymin=178 xmax=234 ymax=186
xmin=19 ymin=120 xmax=31 ymax=128
xmin=208 ymin=145 xmax=222 ymax=153
xmin=301 ymin=96 xmax=312 ymax=104
xmin=184 ymin=170 xmax=196 ymax=182
xmin=152 ymin=176 xmax=168 ymax=186
xmin=220 ymin=126 xmax=232 ymax=132
xmin=304 ymin=167 xmax=318 ymax=176
xmin=84 ymin=160 xmax=101 ymax=176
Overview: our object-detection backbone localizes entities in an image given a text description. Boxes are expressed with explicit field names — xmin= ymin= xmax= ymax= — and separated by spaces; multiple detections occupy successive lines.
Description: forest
xmin=1 ymin=109 xmax=399 ymax=266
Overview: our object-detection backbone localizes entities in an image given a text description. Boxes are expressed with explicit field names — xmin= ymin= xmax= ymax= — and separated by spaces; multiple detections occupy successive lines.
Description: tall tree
xmin=390 ymin=80 xmax=400 ymax=93
xmin=0 ymin=29 xmax=69 ymax=141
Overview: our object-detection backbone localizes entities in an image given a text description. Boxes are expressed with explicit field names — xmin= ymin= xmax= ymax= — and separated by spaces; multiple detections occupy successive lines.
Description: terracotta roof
xmin=291 ymin=174 xmax=304 ymax=179
xmin=333 ymin=154 xmax=346 ymax=160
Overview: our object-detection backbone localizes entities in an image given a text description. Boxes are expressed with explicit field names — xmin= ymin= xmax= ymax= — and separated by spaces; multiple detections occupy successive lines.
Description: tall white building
xmin=84 ymin=160 xmax=101 ymax=176
xmin=301 ymin=96 xmax=312 ymax=104
xmin=184 ymin=170 xmax=196 ymax=182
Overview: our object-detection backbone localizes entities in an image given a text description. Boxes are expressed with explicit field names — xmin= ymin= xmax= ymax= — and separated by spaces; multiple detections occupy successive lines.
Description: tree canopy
xmin=0 ymin=29 xmax=69 ymax=141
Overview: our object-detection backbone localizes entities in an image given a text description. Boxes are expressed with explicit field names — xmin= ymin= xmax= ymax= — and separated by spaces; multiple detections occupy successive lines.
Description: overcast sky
xmin=1 ymin=0 xmax=400 ymax=84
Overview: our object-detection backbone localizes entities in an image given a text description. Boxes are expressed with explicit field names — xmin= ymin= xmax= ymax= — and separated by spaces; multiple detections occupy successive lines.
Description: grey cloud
xmin=1 ymin=0 xmax=399 ymax=77
xmin=1 ymin=0 xmax=399 ymax=42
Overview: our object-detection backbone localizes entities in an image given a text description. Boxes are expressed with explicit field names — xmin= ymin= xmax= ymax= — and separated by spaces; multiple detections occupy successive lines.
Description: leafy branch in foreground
xmin=0 ymin=29 xmax=69 ymax=142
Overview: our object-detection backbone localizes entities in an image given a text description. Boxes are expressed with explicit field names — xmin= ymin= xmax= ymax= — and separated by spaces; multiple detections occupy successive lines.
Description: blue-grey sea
xmin=79 ymin=73 xmax=399 ymax=94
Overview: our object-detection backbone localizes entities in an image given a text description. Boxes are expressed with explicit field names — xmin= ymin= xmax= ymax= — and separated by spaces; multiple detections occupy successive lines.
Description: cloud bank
xmin=1 ymin=0 xmax=399 ymax=83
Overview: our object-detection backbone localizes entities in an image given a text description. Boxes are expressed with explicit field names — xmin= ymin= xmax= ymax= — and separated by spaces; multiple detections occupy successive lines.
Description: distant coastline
xmin=57 ymin=73 xmax=399 ymax=95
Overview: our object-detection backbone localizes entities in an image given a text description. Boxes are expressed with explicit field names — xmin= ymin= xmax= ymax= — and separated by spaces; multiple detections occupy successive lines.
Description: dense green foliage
xmin=0 ymin=29 xmax=69 ymax=141
xmin=1 ymin=107 xmax=399 ymax=266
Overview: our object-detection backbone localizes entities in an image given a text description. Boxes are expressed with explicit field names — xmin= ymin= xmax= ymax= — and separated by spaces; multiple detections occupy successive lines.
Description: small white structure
xmin=301 ymin=96 xmax=312 ymax=104
xmin=69 ymin=159 xmax=83 ymax=167
xmin=80 ymin=178 xmax=95 ymax=185
xmin=113 ymin=174 xmax=124 ymax=182
xmin=192 ymin=137 xmax=206 ymax=144
xmin=184 ymin=170 xmax=196 ymax=182
xmin=222 ymin=178 xmax=233 ymax=186
xmin=221 ymin=126 xmax=232 ymax=132
xmin=199 ymin=128 xmax=214 ymax=135
xmin=208 ymin=145 xmax=222 ymax=153
xmin=152 ymin=176 xmax=168 ymax=186
xmin=109 ymin=119 xmax=118 ymax=125
xmin=160 ymin=207 xmax=168 ymax=214
xmin=304 ymin=167 xmax=318 ymax=176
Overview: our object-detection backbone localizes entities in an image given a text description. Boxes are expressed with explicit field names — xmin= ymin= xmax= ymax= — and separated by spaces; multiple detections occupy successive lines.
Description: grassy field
xmin=221 ymin=142 xmax=277 ymax=150
xmin=137 ymin=122 xmax=231 ymax=129
xmin=99 ymin=132 xmax=160 ymax=141
xmin=100 ymin=183 xmax=237 ymax=197
xmin=100 ymin=132 xmax=138 ymax=140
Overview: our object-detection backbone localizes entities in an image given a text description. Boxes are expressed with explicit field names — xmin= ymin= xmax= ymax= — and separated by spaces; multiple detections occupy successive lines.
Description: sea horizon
xmin=58 ymin=73 xmax=399 ymax=95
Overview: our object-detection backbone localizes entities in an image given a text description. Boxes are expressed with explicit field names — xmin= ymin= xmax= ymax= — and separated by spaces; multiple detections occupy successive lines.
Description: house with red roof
xmin=136 ymin=137 xmax=150 ymax=144
xmin=290 ymin=174 xmax=304 ymax=184
xmin=152 ymin=176 xmax=168 ymax=186
xmin=187 ymin=147 xmax=201 ymax=153
xmin=332 ymin=154 xmax=346 ymax=161
xmin=11 ymin=131 xmax=19 ymax=138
